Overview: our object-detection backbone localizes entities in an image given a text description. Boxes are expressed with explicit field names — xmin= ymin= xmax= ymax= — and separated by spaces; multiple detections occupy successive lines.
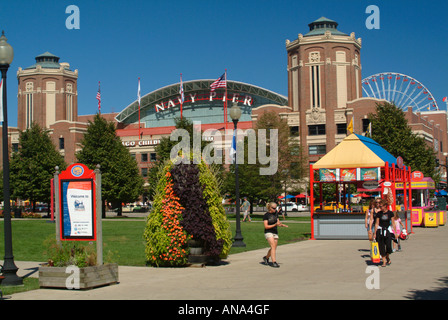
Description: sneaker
xmin=271 ymin=262 xmax=280 ymax=268
xmin=262 ymin=256 xmax=269 ymax=265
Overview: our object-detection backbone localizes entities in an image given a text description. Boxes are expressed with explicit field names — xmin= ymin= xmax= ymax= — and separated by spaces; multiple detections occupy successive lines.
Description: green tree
xmin=76 ymin=114 xmax=144 ymax=216
xmin=147 ymin=117 xmax=217 ymax=199
xmin=155 ymin=117 xmax=209 ymax=162
xmin=369 ymin=102 xmax=437 ymax=180
xmin=223 ymin=111 xmax=307 ymax=206
xmin=10 ymin=123 xmax=67 ymax=210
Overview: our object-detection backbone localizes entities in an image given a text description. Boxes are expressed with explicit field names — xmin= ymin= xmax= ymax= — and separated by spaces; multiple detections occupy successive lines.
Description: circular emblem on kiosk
xmin=71 ymin=165 xmax=84 ymax=177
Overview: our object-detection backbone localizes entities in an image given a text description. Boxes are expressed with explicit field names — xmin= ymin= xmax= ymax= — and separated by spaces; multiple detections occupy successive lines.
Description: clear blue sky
xmin=1 ymin=0 xmax=447 ymax=127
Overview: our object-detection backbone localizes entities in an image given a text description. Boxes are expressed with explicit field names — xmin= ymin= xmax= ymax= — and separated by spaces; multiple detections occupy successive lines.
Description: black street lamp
xmin=0 ymin=31 xmax=22 ymax=286
xmin=229 ymin=102 xmax=245 ymax=247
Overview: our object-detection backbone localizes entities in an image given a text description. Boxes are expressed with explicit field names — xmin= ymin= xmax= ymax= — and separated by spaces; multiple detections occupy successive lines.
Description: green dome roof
xmin=25 ymin=51 xmax=71 ymax=70
xmin=304 ymin=17 xmax=348 ymax=37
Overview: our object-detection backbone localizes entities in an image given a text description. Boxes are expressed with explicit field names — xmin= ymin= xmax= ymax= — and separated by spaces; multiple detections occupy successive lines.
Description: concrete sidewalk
xmin=5 ymin=224 xmax=448 ymax=300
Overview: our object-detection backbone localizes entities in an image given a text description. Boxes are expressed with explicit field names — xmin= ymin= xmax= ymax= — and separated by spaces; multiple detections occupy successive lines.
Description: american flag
xmin=210 ymin=73 xmax=226 ymax=91
xmin=96 ymin=82 xmax=101 ymax=113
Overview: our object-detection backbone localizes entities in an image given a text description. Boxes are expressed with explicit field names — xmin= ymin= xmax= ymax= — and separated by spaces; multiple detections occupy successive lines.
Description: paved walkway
xmin=3 ymin=223 xmax=448 ymax=300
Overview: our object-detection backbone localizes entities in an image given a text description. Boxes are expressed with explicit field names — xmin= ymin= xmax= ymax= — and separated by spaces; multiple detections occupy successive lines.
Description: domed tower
xmin=286 ymin=17 xmax=362 ymax=160
xmin=17 ymin=52 xmax=79 ymax=131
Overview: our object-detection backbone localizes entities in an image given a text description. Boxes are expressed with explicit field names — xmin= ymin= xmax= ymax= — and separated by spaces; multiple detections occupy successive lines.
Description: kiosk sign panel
xmin=59 ymin=164 xmax=96 ymax=241
xmin=61 ymin=180 xmax=94 ymax=239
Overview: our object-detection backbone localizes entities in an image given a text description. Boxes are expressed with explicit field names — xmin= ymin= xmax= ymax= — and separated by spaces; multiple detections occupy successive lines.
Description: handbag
xmin=371 ymin=240 xmax=381 ymax=263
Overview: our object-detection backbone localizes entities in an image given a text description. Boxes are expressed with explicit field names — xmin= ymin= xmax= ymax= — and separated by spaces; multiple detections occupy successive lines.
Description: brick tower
xmin=16 ymin=52 xmax=86 ymax=165
xmin=286 ymin=17 xmax=362 ymax=162
xmin=16 ymin=52 xmax=78 ymax=131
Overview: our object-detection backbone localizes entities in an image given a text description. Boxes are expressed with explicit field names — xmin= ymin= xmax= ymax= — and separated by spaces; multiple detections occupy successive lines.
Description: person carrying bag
xmin=373 ymin=199 xmax=394 ymax=267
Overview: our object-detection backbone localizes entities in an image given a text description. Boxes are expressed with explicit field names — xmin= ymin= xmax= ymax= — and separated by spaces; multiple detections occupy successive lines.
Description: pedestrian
xmin=277 ymin=204 xmax=285 ymax=220
xmin=392 ymin=211 xmax=405 ymax=252
xmin=365 ymin=198 xmax=380 ymax=241
xmin=241 ymin=197 xmax=251 ymax=222
xmin=373 ymin=199 xmax=394 ymax=267
xmin=262 ymin=202 xmax=288 ymax=268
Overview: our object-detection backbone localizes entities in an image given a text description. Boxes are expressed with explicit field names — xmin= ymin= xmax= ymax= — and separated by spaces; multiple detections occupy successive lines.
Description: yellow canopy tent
xmin=313 ymin=133 xmax=398 ymax=169
xmin=309 ymin=134 xmax=412 ymax=239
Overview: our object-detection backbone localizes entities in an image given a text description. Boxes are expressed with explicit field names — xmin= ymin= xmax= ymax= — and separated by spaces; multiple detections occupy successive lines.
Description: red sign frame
xmin=59 ymin=163 xmax=97 ymax=241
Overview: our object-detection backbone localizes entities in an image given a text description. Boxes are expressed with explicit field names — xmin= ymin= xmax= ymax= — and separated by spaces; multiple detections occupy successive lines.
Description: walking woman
xmin=373 ymin=199 xmax=394 ymax=267
xmin=262 ymin=202 xmax=288 ymax=268
xmin=365 ymin=198 xmax=381 ymax=241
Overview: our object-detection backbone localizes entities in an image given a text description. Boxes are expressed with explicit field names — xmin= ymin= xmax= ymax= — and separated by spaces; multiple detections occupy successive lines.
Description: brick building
xmin=2 ymin=17 xmax=447 ymax=186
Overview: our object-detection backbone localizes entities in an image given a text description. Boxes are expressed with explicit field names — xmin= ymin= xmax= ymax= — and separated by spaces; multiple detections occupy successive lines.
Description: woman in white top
xmin=365 ymin=198 xmax=381 ymax=240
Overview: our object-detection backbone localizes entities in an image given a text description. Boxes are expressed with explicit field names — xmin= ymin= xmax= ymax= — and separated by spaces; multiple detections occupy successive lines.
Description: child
xmin=392 ymin=212 xmax=405 ymax=252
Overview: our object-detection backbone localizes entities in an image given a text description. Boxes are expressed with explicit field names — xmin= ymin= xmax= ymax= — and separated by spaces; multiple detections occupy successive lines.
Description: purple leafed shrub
xmin=171 ymin=163 xmax=223 ymax=257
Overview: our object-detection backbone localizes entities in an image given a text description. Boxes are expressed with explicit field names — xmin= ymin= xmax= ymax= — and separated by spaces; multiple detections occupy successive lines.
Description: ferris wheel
xmin=362 ymin=72 xmax=440 ymax=112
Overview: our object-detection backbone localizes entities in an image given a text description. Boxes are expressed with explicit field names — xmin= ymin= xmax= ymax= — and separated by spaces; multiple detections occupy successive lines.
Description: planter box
xmin=39 ymin=263 xmax=119 ymax=290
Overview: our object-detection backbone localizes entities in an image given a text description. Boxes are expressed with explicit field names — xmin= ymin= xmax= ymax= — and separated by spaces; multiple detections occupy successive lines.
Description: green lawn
xmin=0 ymin=218 xmax=310 ymax=267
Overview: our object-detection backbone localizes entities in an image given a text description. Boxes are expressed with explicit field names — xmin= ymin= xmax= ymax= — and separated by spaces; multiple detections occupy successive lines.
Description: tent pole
xmin=309 ymin=164 xmax=315 ymax=240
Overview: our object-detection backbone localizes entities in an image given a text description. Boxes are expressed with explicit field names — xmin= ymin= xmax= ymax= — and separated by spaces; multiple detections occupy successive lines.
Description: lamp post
xmin=0 ymin=31 xmax=22 ymax=286
xmin=229 ymin=102 xmax=245 ymax=247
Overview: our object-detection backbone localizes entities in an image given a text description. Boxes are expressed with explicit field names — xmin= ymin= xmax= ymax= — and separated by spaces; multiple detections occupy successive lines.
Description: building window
xmin=290 ymin=126 xmax=299 ymax=137
xmin=336 ymin=123 xmax=347 ymax=135
xmin=66 ymin=83 xmax=73 ymax=121
xmin=310 ymin=65 xmax=321 ymax=108
xmin=308 ymin=124 xmax=325 ymax=136
xmin=66 ymin=94 xmax=73 ymax=121
xmin=150 ymin=153 xmax=157 ymax=162
xmin=26 ymin=93 xmax=33 ymax=129
xmin=141 ymin=153 xmax=148 ymax=162
xmin=12 ymin=143 xmax=19 ymax=153
xmin=362 ymin=119 xmax=370 ymax=133
xmin=309 ymin=145 xmax=326 ymax=155
xmin=59 ymin=137 xmax=65 ymax=150
xmin=141 ymin=168 xmax=148 ymax=178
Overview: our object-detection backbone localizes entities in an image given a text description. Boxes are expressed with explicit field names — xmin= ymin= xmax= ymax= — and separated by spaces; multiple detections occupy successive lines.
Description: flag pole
xmin=224 ymin=69 xmax=228 ymax=130
xmin=138 ymin=77 xmax=141 ymax=139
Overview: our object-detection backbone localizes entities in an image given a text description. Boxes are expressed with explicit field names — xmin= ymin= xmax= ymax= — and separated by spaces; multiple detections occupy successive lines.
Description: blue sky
xmin=0 ymin=0 xmax=447 ymax=127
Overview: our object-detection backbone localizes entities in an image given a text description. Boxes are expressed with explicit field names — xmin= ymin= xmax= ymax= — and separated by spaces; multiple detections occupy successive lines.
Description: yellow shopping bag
xmin=371 ymin=241 xmax=380 ymax=264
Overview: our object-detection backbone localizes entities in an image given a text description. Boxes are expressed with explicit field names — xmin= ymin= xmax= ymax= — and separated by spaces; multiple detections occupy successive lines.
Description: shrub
xmin=198 ymin=161 xmax=232 ymax=258
xmin=44 ymin=238 xmax=96 ymax=268
xmin=171 ymin=163 xmax=223 ymax=258
xmin=144 ymin=156 xmax=232 ymax=266
xmin=144 ymin=161 xmax=190 ymax=267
